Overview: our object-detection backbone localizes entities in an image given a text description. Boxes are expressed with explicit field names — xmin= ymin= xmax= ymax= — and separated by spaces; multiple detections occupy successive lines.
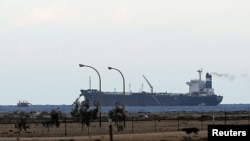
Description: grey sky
xmin=1 ymin=0 xmax=250 ymax=105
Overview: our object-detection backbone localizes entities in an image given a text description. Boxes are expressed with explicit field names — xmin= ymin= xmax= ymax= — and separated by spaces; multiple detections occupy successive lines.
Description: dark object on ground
xmin=181 ymin=127 xmax=199 ymax=134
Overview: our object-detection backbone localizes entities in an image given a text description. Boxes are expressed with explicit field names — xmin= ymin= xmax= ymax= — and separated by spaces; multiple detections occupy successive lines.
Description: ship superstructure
xmin=186 ymin=69 xmax=215 ymax=96
xmin=17 ymin=100 xmax=31 ymax=107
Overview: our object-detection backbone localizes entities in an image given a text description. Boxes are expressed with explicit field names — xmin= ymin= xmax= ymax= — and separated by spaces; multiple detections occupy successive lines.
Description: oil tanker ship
xmin=80 ymin=70 xmax=223 ymax=106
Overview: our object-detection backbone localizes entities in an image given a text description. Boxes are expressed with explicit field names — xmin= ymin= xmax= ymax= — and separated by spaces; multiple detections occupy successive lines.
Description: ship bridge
xmin=186 ymin=70 xmax=214 ymax=95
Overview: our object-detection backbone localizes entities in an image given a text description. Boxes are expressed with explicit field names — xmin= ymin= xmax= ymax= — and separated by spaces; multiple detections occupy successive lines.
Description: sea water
xmin=0 ymin=104 xmax=250 ymax=114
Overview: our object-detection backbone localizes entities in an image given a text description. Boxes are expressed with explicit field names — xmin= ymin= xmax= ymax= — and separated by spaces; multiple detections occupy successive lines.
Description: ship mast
xmin=197 ymin=69 xmax=202 ymax=81
xmin=197 ymin=69 xmax=203 ymax=96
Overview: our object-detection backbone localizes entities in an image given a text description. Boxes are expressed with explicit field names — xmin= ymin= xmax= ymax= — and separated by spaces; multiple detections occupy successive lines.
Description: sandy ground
xmin=0 ymin=131 xmax=208 ymax=141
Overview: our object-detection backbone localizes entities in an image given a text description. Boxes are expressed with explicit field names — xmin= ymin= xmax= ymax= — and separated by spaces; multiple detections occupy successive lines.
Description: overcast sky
xmin=1 ymin=0 xmax=250 ymax=105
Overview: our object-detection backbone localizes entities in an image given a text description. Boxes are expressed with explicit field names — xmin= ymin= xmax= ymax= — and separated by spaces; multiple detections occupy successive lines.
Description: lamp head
xmin=108 ymin=67 xmax=113 ymax=70
xmin=79 ymin=64 xmax=85 ymax=67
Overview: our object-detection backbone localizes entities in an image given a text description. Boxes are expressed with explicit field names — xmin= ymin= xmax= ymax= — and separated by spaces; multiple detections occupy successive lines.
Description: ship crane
xmin=142 ymin=75 xmax=153 ymax=93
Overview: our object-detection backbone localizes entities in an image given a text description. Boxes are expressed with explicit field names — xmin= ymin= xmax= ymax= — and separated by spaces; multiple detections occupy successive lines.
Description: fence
xmin=0 ymin=110 xmax=249 ymax=137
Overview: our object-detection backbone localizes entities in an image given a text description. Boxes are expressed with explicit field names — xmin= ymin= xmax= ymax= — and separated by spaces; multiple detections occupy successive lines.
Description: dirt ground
xmin=0 ymin=131 xmax=208 ymax=141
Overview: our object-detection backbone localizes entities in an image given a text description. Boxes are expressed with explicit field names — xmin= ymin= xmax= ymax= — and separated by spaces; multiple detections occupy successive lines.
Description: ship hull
xmin=17 ymin=103 xmax=30 ymax=107
xmin=80 ymin=90 xmax=223 ymax=106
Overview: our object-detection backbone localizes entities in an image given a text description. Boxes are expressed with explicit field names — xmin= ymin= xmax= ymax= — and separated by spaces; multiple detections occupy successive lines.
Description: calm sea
xmin=1 ymin=104 xmax=250 ymax=114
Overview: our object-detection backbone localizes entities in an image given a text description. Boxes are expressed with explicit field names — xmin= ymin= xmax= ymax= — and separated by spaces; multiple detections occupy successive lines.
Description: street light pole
xmin=108 ymin=67 xmax=125 ymax=110
xmin=79 ymin=64 xmax=102 ymax=127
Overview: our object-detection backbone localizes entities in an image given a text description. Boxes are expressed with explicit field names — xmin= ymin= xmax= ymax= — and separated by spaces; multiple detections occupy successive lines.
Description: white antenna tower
xmin=129 ymin=83 xmax=131 ymax=93
xmin=89 ymin=76 xmax=91 ymax=89
xmin=140 ymin=83 xmax=144 ymax=92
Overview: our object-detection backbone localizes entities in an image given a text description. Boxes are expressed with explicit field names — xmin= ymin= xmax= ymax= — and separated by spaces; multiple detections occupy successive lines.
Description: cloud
xmin=6 ymin=2 xmax=131 ymax=27
xmin=1 ymin=0 xmax=249 ymax=28
xmin=15 ymin=6 xmax=72 ymax=26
